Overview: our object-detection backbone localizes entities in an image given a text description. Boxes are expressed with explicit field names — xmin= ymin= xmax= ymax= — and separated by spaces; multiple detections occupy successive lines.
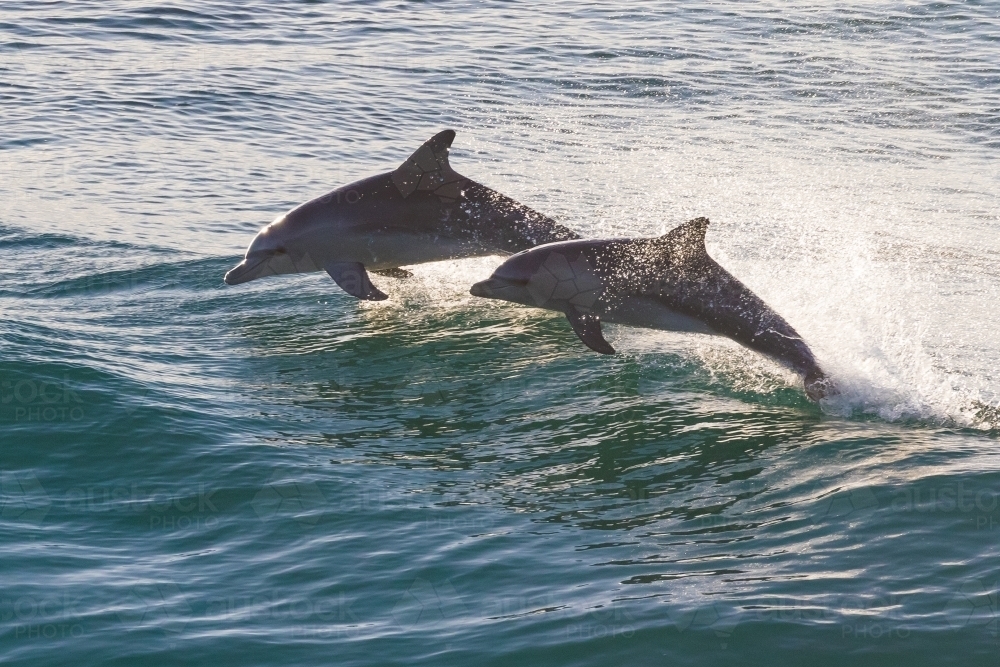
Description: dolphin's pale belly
xmin=311 ymin=232 xmax=485 ymax=270
xmin=602 ymin=296 xmax=718 ymax=336
xmin=229 ymin=232 xmax=483 ymax=285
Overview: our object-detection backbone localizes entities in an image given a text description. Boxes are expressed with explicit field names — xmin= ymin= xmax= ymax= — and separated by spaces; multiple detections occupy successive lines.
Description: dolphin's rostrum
xmin=224 ymin=130 xmax=580 ymax=299
xmin=470 ymin=218 xmax=834 ymax=400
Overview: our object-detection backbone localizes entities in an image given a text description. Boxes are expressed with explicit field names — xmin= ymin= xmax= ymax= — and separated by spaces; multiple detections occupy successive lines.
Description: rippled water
xmin=2 ymin=2 xmax=999 ymax=664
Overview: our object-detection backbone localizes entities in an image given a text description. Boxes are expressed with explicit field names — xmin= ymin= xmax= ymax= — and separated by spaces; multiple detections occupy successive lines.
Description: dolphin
xmin=470 ymin=217 xmax=833 ymax=400
xmin=224 ymin=129 xmax=580 ymax=300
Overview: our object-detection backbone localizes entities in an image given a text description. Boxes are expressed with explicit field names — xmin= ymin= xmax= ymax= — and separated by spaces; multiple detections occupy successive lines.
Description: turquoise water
xmin=2 ymin=2 xmax=1000 ymax=664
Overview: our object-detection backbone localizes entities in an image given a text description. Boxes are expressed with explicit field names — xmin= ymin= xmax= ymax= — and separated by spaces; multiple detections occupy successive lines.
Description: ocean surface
xmin=2 ymin=2 xmax=999 ymax=664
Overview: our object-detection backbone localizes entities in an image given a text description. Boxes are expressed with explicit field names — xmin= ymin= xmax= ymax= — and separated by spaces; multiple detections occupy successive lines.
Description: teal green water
xmin=2 ymin=2 xmax=1000 ymax=665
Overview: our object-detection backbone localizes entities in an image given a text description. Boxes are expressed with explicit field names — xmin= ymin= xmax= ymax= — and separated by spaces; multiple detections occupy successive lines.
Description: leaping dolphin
xmin=224 ymin=130 xmax=580 ymax=300
xmin=470 ymin=217 xmax=833 ymax=400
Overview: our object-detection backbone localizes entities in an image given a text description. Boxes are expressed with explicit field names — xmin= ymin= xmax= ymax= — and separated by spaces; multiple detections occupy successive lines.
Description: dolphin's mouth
xmin=470 ymin=276 xmax=526 ymax=299
xmin=224 ymin=254 xmax=272 ymax=285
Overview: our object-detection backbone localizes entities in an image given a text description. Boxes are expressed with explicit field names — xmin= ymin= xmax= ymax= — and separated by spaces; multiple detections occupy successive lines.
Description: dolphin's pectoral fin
xmin=372 ymin=268 xmax=413 ymax=279
xmin=324 ymin=262 xmax=388 ymax=301
xmin=565 ymin=307 xmax=615 ymax=355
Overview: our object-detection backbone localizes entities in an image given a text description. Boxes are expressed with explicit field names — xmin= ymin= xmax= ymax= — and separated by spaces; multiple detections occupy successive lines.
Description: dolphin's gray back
xmin=457 ymin=180 xmax=579 ymax=252
xmin=389 ymin=129 xmax=579 ymax=252
xmin=581 ymin=219 xmax=822 ymax=378
xmin=295 ymin=129 xmax=579 ymax=256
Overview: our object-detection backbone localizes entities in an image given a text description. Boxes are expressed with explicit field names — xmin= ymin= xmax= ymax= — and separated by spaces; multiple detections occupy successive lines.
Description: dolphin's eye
xmin=274 ymin=247 xmax=287 ymax=255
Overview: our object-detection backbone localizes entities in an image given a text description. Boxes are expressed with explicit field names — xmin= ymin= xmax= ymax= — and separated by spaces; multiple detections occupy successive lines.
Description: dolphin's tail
xmin=804 ymin=369 xmax=837 ymax=402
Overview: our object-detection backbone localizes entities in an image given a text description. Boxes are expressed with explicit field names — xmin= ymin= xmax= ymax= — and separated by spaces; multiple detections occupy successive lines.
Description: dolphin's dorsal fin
xmin=392 ymin=129 xmax=465 ymax=200
xmin=657 ymin=217 xmax=711 ymax=265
